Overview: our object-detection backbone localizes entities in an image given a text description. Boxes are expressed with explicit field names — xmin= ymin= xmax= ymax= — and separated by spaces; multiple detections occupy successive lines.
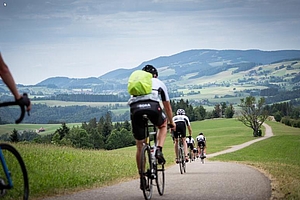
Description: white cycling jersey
xmin=196 ymin=135 xmax=206 ymax=142
xmin=172 ymin=114 xmax=191 ymax=126
xmin=186 ymin=137 xmax=195 ymax=144
xmin=128 ymin=78 xmax=170 ymax=105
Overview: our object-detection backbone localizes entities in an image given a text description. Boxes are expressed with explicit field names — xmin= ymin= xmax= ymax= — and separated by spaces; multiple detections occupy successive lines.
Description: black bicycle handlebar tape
xmin=0 ymin=93 xmax=30 ymax=124
xmin=15 ymin=93 xmax=30 ymax=124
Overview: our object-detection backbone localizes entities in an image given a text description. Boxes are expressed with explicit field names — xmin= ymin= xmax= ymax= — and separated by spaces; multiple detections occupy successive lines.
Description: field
xmin=0 ymin=123 xmax=81 ymax=136
xmin=31 ymin=100 xmax=128 ymax=108
xmin=0 ymin=119 xmax=299 ymax=199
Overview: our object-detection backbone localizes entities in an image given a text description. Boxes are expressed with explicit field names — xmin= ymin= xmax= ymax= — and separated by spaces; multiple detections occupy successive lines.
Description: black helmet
xmin=142 ymin=64 xmax=158 ymax=77
xmin=199 ymin=132 xmax=203 ymax=135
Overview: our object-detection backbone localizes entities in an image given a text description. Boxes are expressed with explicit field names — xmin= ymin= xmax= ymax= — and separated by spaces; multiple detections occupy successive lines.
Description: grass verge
xmin=3 ymin=118 xmax=296 ymax=199
xmin=209 ymin=121 xmax=300 ymax=199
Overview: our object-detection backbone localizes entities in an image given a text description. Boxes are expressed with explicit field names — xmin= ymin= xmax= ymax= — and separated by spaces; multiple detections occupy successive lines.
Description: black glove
xmin=16 ymin=93 xmax=30 ymax=115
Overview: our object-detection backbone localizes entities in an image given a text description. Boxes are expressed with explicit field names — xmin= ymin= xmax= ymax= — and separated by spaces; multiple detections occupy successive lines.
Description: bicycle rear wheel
xmin=200 ymin=147 xmax=205 ymax=164
xmin=155 ymin=163 xmax=165 ymax=195
xmin=181 ymin=147 xmax=186 ymax=173
xmin=0 ymin=143 xmax=29 ymax=200
xmin=140 ymin=145 xmax=153 ymax=200
xmin=177 ymin=145 xmax=183 ymax=174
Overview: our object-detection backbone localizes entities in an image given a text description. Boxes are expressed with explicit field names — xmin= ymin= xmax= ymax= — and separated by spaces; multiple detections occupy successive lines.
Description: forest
xmin=1 ymin=99 xmax=299 ymax=151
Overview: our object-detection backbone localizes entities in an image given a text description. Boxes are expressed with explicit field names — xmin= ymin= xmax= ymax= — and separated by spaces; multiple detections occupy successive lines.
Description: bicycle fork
xmin=0 ymin=149 xmax=13 ymax=189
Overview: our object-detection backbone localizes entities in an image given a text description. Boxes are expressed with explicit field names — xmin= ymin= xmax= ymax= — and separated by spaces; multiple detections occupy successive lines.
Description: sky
xmin=0 ymin=0 xmax=299 ymax=85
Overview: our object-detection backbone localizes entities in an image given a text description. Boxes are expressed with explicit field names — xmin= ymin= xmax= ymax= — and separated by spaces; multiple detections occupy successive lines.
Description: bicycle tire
xmin=155 ymin=162 xmax=165 ymax=196
xmin=181 ymin=147 xmax=186 ymax=173
xmin=0 ymin=143 xmax=29 ymax=200
xmin=177 ymin=144 xmax=183 ymax=174
xmin=179 ymin=139 xmax=186 ymax=173
xmin=200 ymin=146 xmax=205 ymax=164
xmin=140 ymin=145 xmax=153 ymax=200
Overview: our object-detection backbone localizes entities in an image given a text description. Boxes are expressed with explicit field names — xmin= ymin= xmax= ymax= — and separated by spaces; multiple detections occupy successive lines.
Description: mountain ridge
xmin=34 ymin=49 xmax=300 ymax=89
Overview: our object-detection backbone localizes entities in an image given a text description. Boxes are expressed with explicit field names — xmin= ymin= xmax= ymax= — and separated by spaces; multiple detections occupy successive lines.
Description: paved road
xmin=43 ymin=123 xmax=273 ymax=200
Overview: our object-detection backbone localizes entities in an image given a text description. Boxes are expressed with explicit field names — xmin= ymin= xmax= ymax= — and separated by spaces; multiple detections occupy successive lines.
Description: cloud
xmin=0 ymin=0 xmax=299 ymax=85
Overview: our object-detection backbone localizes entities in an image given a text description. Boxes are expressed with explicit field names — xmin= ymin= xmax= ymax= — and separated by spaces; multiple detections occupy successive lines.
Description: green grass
xmin=2 ymin=119 xmax=299 ymax=199
xmin=0 ymin=123 xmax=81 ymax=136
xmin=209 ymin=121 xmax=300 ymax=199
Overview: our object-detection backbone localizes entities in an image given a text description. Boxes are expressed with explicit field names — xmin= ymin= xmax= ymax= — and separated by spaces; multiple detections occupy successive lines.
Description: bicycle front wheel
xmin=0 ymin=143 xmax=29 ymax=200
xmin=140 ymin=145 xmax=153 ymax=200
xmin=155 ymin=163 xmax=165 ymax=196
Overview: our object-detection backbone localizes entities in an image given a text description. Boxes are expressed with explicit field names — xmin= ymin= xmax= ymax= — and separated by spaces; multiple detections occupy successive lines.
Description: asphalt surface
xmin=43 ymin=123 xmax=274 ymax=200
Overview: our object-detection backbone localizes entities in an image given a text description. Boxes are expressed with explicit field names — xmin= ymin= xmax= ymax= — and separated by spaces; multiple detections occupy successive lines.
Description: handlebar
xmin=0 ymin=93 xmax=30 ymax=124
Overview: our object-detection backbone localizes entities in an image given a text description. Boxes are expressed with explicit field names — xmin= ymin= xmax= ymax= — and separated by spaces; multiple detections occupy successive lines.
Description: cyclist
xmin=186 ymin=135 xmax=195 ymax=161
xmin=193 ymin=147 xmax=199 ymax=159
xmin=172 ymin=108 xmax=192 ymax=163
xmin=196 ymin=132 xmax=206 ymax=158
xmin=0 ymin=52 xmax=31 ymax=111
xmin=128 ymin=64 xmax=175 ymax=189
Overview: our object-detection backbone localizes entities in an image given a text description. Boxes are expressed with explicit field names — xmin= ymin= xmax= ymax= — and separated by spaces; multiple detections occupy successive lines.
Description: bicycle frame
xmin=0 ymin=148 xmax=13 ymax=189
xmin=0 ymin=98 xmax=30 ymax=199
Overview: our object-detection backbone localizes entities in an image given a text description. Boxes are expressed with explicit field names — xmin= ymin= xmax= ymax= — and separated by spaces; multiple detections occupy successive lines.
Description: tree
xmin=212 ymin=104 xmax=222 ymax=118
xmin=225 ymin=104 xmax=235 ymax=118
xmin=10 ymin=129 xmax=19 ymax=142
xmin=193 ymin=106 xmax=206 ymax=120
xmin=54 ymin=123 xmax=70 ymax=140
xmin=102 ymin=112 xmax=113 ymax=142
xmin=221 ymin=102 xmax=227 ymax=117
xmin=238 ymin=96 xmax=269 ymax=137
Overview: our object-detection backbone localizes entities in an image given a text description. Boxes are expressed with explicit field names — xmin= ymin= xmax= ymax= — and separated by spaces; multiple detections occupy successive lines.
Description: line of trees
xmin=170 ymin=99 xmax=235 ymax=121
xmin=3 ymin=97 xmax=299 ymax=150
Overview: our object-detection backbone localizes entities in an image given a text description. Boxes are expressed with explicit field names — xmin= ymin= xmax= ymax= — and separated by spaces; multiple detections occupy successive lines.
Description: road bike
xmin=139 ymin=114 xmax=165 ymax=200
xmin=188 ymin=147 xmax=192 ymax=163
xmin=0 ymin=96 xmax=30 ymax=200
xmin=199 ymin=143 xmax=205 ymax=164
xmin=174 ymin=132 xmax=186 ymax=174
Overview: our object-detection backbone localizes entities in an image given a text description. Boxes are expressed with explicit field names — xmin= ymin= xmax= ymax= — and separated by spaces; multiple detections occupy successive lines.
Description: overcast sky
xmin=0 ymin=0 xmax=299 ymax=85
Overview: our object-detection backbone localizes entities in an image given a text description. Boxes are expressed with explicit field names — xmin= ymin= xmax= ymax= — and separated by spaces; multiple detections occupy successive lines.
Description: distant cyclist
xmin=186 ymin=135 xmax=195 ymax=161
xmin=196 ymin=132 xmax=206 ymax=158
xmin=193 ymin=147 xmax=199 ymax=159
xmin=172 ymin=108 xmax=192 ymax=163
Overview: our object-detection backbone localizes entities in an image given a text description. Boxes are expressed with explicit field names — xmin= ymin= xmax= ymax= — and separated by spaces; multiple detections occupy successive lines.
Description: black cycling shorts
xmin=197 ymin=141 xmax=206 ymax=148
xmin=130 ymin=100 xmax=166 ymax=140
xmin=187 ymin=143 xmax=194 ymax=150
xmin=173 ymin=121 xmax=187 ymax=138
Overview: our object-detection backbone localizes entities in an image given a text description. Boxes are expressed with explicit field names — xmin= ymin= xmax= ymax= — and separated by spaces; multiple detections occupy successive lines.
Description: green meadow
xmin=1 ymin=119 xmax=299 ymax=199
xmin=0 ymin=123 xmax=81 ymax=136
xmin=210 ymin=120 xmax=300 ymax=199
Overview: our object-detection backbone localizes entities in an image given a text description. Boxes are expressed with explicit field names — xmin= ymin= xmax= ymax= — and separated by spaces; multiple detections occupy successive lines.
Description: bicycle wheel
xmin=0 ymin=143 xmax=29 ymax=200
xmin=155 ymin=162 xmax=165 ymax=196
xmin=200 ymin=147 xmax=205 ymax=164
xmin=189 ymin=149 xmax=192 ymax=163
xmin=177 ymin=145 xmax=183 ymax=174
xmin=140 ymin=145 xmax=153 ymax=200
xmin=181 ymin=147 xmax=186 ymax=173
